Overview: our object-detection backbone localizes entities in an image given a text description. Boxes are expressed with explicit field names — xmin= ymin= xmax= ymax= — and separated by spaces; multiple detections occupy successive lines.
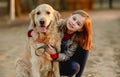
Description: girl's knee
xmin=70 ymin=62 xmax=80 ymax=76
xmin=74 ymin=63 xmax=80 ymax=74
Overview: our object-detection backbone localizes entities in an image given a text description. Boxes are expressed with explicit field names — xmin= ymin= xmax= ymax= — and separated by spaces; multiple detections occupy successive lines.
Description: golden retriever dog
xmin=15 ymin=4 xmax=61 ymax=77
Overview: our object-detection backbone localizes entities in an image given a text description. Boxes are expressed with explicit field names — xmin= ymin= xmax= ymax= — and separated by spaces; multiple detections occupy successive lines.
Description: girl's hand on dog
xmin=46 ymin=45 xmax=57 ymax=55
xmin=31 ymin=31 xmax=42 ymax=42
xmin=31 ymin=31 xmax=38 ymax=40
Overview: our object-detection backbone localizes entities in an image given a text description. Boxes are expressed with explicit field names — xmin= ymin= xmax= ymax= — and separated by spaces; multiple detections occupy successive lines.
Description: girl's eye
xmin=73 ymin=17 xmax=76 ymax=21
xmin=77 ymin=22 xmax=82 ymax=26
xmin=77 ymin=23 xmax=80 ymax=26
xmin=36 ymin=11 xmax=40 ymax=15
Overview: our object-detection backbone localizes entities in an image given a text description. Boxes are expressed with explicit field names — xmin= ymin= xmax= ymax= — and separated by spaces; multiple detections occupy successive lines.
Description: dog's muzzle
xmin=39 ymin=20 xmax=45 ymax=27
xmin=38 ymin=20 xmax=52 ymax=33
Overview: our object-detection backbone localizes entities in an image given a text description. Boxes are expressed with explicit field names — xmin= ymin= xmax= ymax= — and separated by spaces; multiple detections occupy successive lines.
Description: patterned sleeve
xmin=58 ymin=19 xmax=65 ymax=27
xmin=57 ymin=42 xmax=78 ymax=61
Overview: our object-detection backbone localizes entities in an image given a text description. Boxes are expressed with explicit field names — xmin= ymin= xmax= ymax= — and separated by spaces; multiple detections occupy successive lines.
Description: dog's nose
xmin=39 ymin=20 xmax=45 ymax=26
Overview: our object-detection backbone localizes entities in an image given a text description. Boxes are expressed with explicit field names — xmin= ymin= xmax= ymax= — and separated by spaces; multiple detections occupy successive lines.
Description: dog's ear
xmin=29 ymin=10 xmax=36 ymax=27
xmin=54 ymin=11 xmax=61 ymax=23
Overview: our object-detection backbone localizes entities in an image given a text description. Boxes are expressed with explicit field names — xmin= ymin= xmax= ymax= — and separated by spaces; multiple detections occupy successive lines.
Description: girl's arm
xmin=47 ymin=42 xmax=78 ymax=61
xmin=27 ymin=25 xmax=39 ymax=41
xmin=57 ymin=43 xmax=77 ymax=61
xmin=28 ymin=25 xmax=33 ymax=37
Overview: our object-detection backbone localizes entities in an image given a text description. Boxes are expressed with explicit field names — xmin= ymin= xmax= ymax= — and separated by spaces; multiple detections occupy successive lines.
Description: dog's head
xmin=29 ymin=4 xmax=61 ymax=33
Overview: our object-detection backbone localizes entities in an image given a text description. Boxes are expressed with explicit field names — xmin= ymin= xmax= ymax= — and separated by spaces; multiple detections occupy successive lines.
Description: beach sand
xmin=0 ymin=10 xmax=120 ymax=77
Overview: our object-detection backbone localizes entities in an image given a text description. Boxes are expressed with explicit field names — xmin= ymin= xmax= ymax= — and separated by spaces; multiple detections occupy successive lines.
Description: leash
xmin=35 ymin=45 xmax=57 ymax=77
xmin=35 ymin=45 xmax=49 ymax=56
xmin=50 ymin=60 xmax=54 ymax=77
xmin=35 ymin=45 xmax=57 ymax=56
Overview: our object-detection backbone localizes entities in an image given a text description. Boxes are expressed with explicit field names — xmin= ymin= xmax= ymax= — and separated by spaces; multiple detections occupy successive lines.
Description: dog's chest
xmin=30 ymin=42 xmax=53 ymax=68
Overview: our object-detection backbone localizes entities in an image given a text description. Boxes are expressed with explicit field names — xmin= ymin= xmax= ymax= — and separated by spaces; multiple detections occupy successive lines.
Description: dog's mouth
xmin=39 ymin=21 xmax=52 ymax=33
xmin=39 ymin=27 xmax=47 ymax=32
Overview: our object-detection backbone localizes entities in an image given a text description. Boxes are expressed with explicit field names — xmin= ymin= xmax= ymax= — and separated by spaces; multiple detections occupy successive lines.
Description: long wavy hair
xmin=60 ymin=10 xmax=93 ymax=50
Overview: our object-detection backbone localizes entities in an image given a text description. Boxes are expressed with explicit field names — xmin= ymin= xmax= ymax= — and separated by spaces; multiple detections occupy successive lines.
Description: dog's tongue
xmin=40 ymin=27 xmax=46 ymax=32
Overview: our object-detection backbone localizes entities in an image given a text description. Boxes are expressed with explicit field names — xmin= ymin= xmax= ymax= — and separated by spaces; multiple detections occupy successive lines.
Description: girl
xmin=46 ymin=10 xmax=93 ymax=77
xmin=28 ymin=10 xmax=93 ymax=77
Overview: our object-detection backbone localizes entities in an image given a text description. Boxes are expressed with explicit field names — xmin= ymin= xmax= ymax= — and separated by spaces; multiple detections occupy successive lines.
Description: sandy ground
xmin=0 ymin=10 xmax=120 ymax=77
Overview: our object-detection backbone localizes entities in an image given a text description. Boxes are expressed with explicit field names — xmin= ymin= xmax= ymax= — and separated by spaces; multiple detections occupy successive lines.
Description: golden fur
xmin=15 ymin=4 xmax=61 ymax=77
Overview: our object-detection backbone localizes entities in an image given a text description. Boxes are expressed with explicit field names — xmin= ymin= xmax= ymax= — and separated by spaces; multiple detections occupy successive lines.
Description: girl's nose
xmin=72 ymin=20 xmax=76 ymax=25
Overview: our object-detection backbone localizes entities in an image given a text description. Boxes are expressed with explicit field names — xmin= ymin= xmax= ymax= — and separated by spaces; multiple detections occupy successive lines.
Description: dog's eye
xmin=46 ymin=11 xmax=50 ymax=15
xmin=36 ymin=11 xmax=40 ymax=15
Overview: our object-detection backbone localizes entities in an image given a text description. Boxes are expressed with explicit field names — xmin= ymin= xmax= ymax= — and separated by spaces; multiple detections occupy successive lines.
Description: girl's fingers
xmin=46 ymin=44 xmax=57 ymax=54
xmin=48 ymin=44 xmax=53 ymax=49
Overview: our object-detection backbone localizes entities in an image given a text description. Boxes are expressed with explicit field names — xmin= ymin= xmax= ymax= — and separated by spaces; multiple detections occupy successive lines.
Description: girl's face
xmin=67 ymin=14 xmax=85 ymax=33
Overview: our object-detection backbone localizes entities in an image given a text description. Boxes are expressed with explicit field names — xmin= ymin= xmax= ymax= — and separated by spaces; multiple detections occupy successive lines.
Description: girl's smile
xmin=68 ymin=22 xmax=74 ymax=28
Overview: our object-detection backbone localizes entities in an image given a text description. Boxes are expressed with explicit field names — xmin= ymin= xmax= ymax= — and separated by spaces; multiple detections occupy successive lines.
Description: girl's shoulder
xmin=58 ymin=19 xmax=66 ymax=27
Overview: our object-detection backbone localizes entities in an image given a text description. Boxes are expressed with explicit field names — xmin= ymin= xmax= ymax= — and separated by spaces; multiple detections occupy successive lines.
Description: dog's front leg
xmin=53 ymin=61 xmax=60 ymax=77
xmin=31 ymin=57 xmax=40 ymax=77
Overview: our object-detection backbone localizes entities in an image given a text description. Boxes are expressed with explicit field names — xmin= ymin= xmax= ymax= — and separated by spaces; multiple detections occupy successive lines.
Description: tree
xmin=8 ymin=0 xmax=22 ymax=19
xmin=10 ymin=0 xmax=15 ymax=20
xmin=109 ymin=0 xmax=113 ymax=9
xmin=15 ymin=0 xmax=22 ymax=17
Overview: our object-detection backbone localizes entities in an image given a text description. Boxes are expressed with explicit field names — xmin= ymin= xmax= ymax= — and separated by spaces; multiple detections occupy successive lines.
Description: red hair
xmin=60 ymin=10 xmax=93 ymax=50
xmin=72 ymin=10 xmax=93 ymax=50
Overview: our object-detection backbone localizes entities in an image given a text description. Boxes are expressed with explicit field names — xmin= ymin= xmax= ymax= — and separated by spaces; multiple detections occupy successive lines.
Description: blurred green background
xmin=0 ymin=0 xmax=120 ymax=19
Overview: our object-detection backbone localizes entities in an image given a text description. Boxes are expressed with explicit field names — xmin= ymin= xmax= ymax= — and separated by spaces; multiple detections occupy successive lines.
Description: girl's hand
xmin=46 ymin=45 xmax=57 ymax=55
xmin=31 ymin=31 xmax=38 ymax=41
xmin=31 ymin=31 xmax=42 ymax=42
